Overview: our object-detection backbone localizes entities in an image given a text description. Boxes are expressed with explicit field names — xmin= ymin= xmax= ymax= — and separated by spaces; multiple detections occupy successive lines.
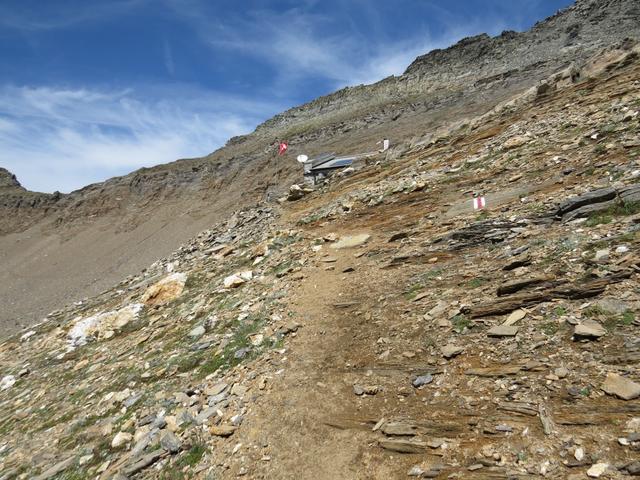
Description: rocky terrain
xmin=2 ymin=0 xmax=640 ymax=335
xmin=1 ymin=27 xmax=640 ymax=478
xmin=1 ymin=0 xmax=640 ymax=479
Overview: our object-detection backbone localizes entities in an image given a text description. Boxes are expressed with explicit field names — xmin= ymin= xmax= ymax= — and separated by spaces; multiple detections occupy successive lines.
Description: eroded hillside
xmin=1 ymin=37 xmax=639 ymax=479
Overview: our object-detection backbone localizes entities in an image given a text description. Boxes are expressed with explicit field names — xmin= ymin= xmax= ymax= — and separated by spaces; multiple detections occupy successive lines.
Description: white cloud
xmin=167 ymin=2 xmax=509 ymax=92
xmin=0 ymin=85 xmax=282 ymax=193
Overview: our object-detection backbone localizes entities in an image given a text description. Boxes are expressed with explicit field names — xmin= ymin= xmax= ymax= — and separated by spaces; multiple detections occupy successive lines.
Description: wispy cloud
xmin=166 ymin=1 xmax=509 ymax=91
xmin=163 ymin=39 xmax=175 ymax=76
xmin=0 ymin=85 xmax=282 ymax=193
xmin=0 ymin=0 xmax=148 ymax=31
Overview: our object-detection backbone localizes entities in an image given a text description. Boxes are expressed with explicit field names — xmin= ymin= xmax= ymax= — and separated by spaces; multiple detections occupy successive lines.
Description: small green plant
xmin=585 ymin=201 xmax=640 ymax=227
xmin=467 ymin=278 xmax=487 ymax=289
xmin=177 ymin=443 xmax=207 ymax=468
xmin=452 ymin=315 xmax=472 ymax=333
xmin=582 ymin=305 xmax=607 ymax=319
xmin=594 ymin=144 xmax=607 ymax=155
xmin=404 ymin=283 xmax=424 ymax=300
xmin=621 ymin=310 xmax=635 ymax=325
xmin=419 ymin=268 xmax=443 ymax=282
xmin=476 ymin=210 xmax=489 ymax=221
xmin=540 ymin=321 xmax=559 ymax=336
xmin=553 ymin=306 xmax=567 ymax=317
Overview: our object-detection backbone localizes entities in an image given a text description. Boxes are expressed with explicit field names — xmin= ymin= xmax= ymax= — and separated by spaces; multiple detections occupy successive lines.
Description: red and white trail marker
xmin=473 ymin=196 xmax=486 ymax=210
xmin=278 ymin=142 xmax=288 ymax=156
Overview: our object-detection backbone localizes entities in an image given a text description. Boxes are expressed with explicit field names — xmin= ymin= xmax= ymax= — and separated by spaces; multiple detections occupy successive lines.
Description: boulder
xmin=141 ymin=273 xmax=187 ymax=306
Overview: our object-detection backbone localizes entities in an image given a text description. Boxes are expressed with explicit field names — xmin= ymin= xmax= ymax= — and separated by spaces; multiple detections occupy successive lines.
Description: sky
xmin=0 ymin=0 xmax=574 ymax=193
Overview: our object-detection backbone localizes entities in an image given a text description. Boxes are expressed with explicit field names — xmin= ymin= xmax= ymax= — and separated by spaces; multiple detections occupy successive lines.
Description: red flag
xmin=278 ymin=142 xmax=288 ymax=156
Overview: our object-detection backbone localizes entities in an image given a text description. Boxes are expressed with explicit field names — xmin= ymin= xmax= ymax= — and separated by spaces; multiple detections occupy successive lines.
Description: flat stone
xmin=381 ymin=421 xmax=418 ymax=436
xmin=210 ymin=425 xmax=236 ymax=437
xmin=504 ymin=309 xmax=527 ymax=326
xmin=441 ymin=344 xmax=464 ymax=359
xmin=32 ymin=457 xmax=75 ymax=480
xmin=194 ymin=407 xmax=218 ymax=425
xmin=574 ymin=320 xmax=606 ymax=339
xmin=205 ymin=383 xmax=228 ymax=397
xmin=594 ymin=249 xmax=610 ymax=263
xmin=487 ymin=325 xmax=519 ymax=337
xmin=122 ymin=449 xmax=165 ymax=476
xmin=330 ymin=234 xmax=371 ymax=249
xmin=412 ymin=374 xmax=433 ymax=387
xmin=379 ymin=439 xmax=427 ymax=453
xmin=601 ymin=372 xmax=640 ymax=400
xmin=587 ymin=463 xmax=608 ymax=478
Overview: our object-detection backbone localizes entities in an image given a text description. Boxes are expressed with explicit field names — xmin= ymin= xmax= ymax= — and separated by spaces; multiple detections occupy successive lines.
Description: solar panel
xmin=310 ymin=156 xmax=354 ymax=171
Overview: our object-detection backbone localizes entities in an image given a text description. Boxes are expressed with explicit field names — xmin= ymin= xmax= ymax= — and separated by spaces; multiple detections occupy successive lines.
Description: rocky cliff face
xmin=0 ymin=0 xmax=639 ymax=333
xmin=0 ymin=168 xmax=22 ymax=191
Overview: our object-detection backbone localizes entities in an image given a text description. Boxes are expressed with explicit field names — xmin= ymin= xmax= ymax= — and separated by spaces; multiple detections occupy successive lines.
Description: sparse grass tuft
xmin=540 ymin=321 xmax=559 ymax=336
xmin=583 ymin=305 xmax=635 ymax=331
xmin=178 ymin=443 xmax=207 ymax=467
xmin=585 ymin=201 xmax=640 ymax=227
xmin=404 ymin=283 xmax=424 ymax=300
xmin=467 ymin=277 xmax=487 ymax=289
xmin=452 ymin=315 xmax=472 ymax=334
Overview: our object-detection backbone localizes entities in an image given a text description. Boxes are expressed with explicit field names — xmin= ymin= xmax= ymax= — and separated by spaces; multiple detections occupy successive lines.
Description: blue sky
xmin=0 ymin=0 xmax=573 ymax=193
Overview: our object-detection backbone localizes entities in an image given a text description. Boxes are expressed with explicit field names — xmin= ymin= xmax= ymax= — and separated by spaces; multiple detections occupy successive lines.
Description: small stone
xmin=468 ymin=463 xmax=484 ymax=471
xmin=210 ymin=425 xmax=236 ymax=437
xmin=0 ymin=375 xmax=16 ymax=391
xmin=205 ymin=383 xmax=228 ymax=396
xmin=601 ymin=373 xmax=640 ymax=400
xmin=487 ymin=325 xmax=519 ymax=337
xmin=223 ymin=271 xmax=252 ymax=288
xmin=441 ymin=344 xmax=464 ymax=359
xmin=412 ymin=374 xmax=433 ymax=388
xmin=330 ymin=234 xmax=370 ymax=249
xmin=626 ymin=461 xmax=640 ymax=475
xmin=555 ymin=367 xmax=569 ymax=379
xmin=587 ymin=463 xmax=608 ymax=478
xmin=408 ymin=466 xmax=424 ymax=476
xmin=574 ymin=447 xmax=584 ymax=461
xmin=188 ymin=326 xmax=205 ymax=339
xmin=234 ymin=347 xmax=251 ymax=360
xmin=160 ymin=431 xmax=182 ymax=453
xmin=111 ymin=431 xmax=133 ymax=449
xmin=353 ymin=384 xmax=378 ymax=396
xmin=594 ymin=249 xmax=610 ymax=263
xmin=231 ymin=384 xmax=248 ymax=397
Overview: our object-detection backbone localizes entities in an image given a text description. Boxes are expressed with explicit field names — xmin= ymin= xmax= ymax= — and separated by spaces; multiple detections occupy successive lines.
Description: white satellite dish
xmin=296 ymin=154 xmax=308 ymax=163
